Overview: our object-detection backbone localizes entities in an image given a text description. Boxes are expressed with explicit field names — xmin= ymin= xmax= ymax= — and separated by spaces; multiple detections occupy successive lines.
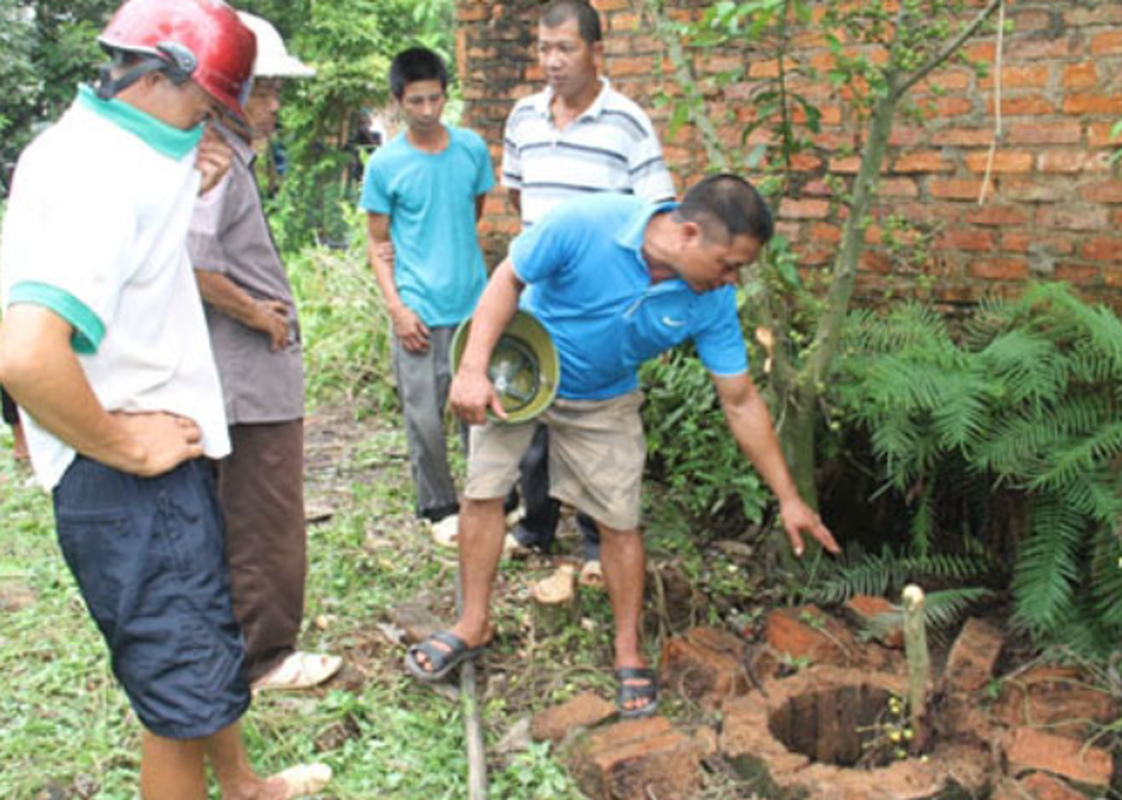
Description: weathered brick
xmin=992 ymin=95 xmax=1056 ymax=116
xmin=573 ymin=717 xmax=703 ymax=800
xmin=939 ymin=228 xmax=997 ymax=252
xmin=843 ymin=595 xmax=903 ymax=648
xmin=1018 ymin=773 xmax=1089 ymax=800
xmin=1063 ymin=94 xmax=1122 ymax=116
xmin=764 ymin=606 xmax=857 ymax=666
xmin=932 ymin=127 xmax=994 ymax=147
xmin=1054 ymin=263 xmax=1101 ymax=286
xmin=1038 ymin=150 xmax=1112 ymax=174
xmin=970 ymin=258 xmax=1029 ymax=281
xmin=659 ymin=627 xmax=749 ymax=707
xmin=1004 ymin=728 xmax=1113 ymax=787
xmin=1005 ymin=122 xmax=1082 ymax=146
xmin=966 ymin=205 xmax=1028 ymax=226
xmin=930 ymin=179 xmax=993 ymax=201
xmin=1087 ymin=122 xmax=1122 ymax=148
xmin=1081 ymin=180 xmax=1122 ymax=204
xmin=1037 ymin=205 xmax=1110 ymax=232
xmin=965 ymin=150 xmax=1035 ymax=174
xmin=979 ymin=64 xmax=1051 ymax=90
xmin=779 ymin=198 xmax=830 ymax=220
xmin=924 ymin=96 xmax=974 ymax=118
xmin=532 ymin=693 xmax=616 ymax=743
xmin=1082 ymin=238 xmax=1122 ymax=262
xmin=879 ymin=178 xmax=919 ymax=198
xmin=1090 ymin=29 xmax=1122 ymax=56
xmin=945 ymin=618 xmax=1004 ymax=690
xmin=1067 ymin=6 xmax=1122 ymax=26
xmin=893 ymin=151 xmax=951 ymax=173
xmin=1062 ymin=62 xmax=1098 ymax=91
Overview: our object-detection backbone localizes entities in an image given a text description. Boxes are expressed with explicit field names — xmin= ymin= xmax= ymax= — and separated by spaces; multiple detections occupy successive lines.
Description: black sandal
xmin=405 ymin=630 xmax=487 ymax=683
xmin=616 ymin=667 xmax=659 ymax=718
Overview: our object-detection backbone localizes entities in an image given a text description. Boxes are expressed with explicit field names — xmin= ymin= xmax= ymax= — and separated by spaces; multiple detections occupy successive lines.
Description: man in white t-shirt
xmin=502 ymin=0 xmax=676 ymax=577
xmin=0 ymin=0 xmax=330 ymax=796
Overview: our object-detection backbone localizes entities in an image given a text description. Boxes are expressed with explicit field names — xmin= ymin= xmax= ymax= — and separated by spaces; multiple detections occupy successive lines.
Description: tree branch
xmin=893 ymin=0 xmax=1002 ymax=100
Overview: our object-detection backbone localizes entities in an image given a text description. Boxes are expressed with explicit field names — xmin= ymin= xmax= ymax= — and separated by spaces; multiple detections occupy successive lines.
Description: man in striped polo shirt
xmin=502 ymin=0 xmax=676 ymax=573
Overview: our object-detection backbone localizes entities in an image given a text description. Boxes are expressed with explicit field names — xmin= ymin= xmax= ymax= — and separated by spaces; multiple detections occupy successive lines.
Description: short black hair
xmin=389 ymin=47 xmax=448 ymax=99
xmin=676 ymin=174 xmax=774 ymax=245
xmin=540 ymin=0 xmax=602 ymax=44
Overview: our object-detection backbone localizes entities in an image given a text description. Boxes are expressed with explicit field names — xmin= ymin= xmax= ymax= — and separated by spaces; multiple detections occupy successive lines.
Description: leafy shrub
xmin=640 ymin=348 xmax=769 ymax=531
xmin=286 ymin=232 xmax=396 ymax=414
xmin=831 ymin=284 xmax=1122 ymax=657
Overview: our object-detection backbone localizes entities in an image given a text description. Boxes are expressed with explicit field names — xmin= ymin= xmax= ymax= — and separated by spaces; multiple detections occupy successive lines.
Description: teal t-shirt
xmin=359 ymin=126 xmax=495 ymax=326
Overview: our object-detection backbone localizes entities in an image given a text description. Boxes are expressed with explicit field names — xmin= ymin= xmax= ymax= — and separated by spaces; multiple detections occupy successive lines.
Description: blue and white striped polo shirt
xmin=501 ymin=78 xmax=676 ymax=227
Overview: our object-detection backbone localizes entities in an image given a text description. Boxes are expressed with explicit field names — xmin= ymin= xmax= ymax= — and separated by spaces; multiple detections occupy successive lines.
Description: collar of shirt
xmin=76 ymin=84 xmax=204 ymax=161
xmin=531 ymin=76 xmax=614 ymax=124
xmin=615 ymin=200 xmax=697 ymax=295
xmin=211 ymin=119 xmax=257 ymax=167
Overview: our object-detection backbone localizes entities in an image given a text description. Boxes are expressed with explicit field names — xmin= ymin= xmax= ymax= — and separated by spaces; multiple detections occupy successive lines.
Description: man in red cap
xmin=0 ymin=0 xmax=329 ymax=796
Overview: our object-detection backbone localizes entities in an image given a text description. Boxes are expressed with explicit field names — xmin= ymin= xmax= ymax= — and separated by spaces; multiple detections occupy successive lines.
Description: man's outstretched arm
xmin=713 ymin=372 xmax=840 ymax=557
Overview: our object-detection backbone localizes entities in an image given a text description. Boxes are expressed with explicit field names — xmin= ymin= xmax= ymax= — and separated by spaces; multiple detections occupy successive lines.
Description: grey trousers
xmin=392 ymin=325 xmax=466 ymax=519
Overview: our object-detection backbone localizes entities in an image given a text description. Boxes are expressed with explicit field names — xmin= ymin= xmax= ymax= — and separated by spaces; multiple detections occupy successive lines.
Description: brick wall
xmin=457 ymin=0 xmax=1122 ymax=310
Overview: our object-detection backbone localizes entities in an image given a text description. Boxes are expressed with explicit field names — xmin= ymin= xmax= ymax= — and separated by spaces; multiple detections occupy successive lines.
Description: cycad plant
xmin=832 ymin=283 xmax=1122 ymax=656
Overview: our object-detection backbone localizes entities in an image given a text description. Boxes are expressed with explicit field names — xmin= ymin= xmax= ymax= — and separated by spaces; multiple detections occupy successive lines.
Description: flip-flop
xmin=405 ymin=630 xmax=487 ymax=683
xmin=616 ymin=667 xmax=659 ymax=719
xmin=272 ymin=762 xmax=332 ymax=798
xmin=252 ymin=651 xmax=343 ymax=693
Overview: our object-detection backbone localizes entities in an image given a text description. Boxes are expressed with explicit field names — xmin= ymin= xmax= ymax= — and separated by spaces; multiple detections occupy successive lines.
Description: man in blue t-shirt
xmin=406 ymin=175 xmax=840 ymax=718
xmin=361 ymin=48 xmax=495 ymax=535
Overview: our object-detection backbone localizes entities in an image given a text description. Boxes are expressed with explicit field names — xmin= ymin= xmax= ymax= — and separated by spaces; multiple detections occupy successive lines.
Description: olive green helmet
xmin=451 ymin=310 xmax=560 ymax=424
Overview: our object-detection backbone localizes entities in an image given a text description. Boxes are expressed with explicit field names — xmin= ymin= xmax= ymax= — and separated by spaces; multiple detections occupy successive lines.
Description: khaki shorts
xmin=465 ymin=391 xmax=646 ymax=531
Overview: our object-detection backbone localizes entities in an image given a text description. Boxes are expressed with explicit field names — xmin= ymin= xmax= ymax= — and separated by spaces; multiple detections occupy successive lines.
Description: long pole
xmin=456 ymin=576 xmax=488 ymax=799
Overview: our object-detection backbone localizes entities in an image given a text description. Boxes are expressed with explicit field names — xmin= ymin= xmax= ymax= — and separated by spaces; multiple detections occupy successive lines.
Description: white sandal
xmin=252 ymin=651 xmax=343 ymax=693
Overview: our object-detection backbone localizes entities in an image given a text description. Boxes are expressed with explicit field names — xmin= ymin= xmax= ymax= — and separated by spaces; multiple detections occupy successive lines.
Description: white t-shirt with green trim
xmin=0 ymin=87 xmax=231 ymax=489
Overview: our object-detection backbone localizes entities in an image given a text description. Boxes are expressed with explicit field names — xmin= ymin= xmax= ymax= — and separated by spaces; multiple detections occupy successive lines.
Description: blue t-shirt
xmin=360 ymin=126 xmax=495 ymax=326
xmin=511 ymin=194 xmax=749 ymax=400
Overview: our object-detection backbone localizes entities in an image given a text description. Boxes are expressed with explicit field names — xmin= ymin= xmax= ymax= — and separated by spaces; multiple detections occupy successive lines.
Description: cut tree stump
xmin=532 ymin=564 xmax=579 ymax=636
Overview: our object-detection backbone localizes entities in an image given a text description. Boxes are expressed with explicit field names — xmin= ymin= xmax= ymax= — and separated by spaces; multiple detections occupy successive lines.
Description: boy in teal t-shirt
xmin=361 ymin=47 xmax=494 ymax=533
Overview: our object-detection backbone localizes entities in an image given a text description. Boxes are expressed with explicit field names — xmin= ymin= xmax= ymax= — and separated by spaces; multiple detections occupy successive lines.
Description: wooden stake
xmin=531 ymin=564 xmax=579 ymax=636
xmin=902 ymin=584 xmax=931 ymax=753
xmin=456 ymin=577 xmax=487 ymax=800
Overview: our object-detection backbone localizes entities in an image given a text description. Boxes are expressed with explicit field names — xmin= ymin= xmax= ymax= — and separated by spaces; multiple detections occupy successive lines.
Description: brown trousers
xmin=217 ymin=420 xmax=305 ymax=683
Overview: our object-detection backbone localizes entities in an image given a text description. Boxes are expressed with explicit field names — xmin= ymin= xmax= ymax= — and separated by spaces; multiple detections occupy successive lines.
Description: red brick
xmin=1002 ymin=180 xmax=1068 ymax=203
xmin=879 ymin=178 xmax=918 ymax=198
xmin=970 ymin=258 xmax=1029 ymax=281
xmin=888 ymin=127 xmax=925 ymax=148
xmin=1081 ymin=180 xmax=1122 ymax=204
xmin=810 ymin=223 xmax=842 ymax=244
xmin=764 ymin=606 xmax=857 ymax=666
xmin=924 ymin=96 xmax=974 ymax=118
xmin=1062 ymin=62 xmax=1098 ymax=90
xmin=1006 ymin=38 xmax=1081 ymax=60
xmin=828 ymin=156 xmax=862 ymax=174
xmin=940 ymin=228 xmax=997 ymax=252
xmin=1088 ymin=122 xmax=1122 ymax=148
xmin=965 ymin=150 xmax=1034 ymax=174
xmin=1037 ymin=205 xmax=1110 ymax=232
xmin=1018 ymin=773 xmax=1088 ymax=800
xmin=1008 ymin=10 xmax=1053 ymax=33
xmin=893 ymin=151 xmax=951 ymax=173
xmin=1054 ymin=264 xmax=1101 ymax=286
xmin=1004 ymin=728 xmax=1113 ymax=787
xmin=1090 ymin=29 xmax=1122 ymax=56
xmin=532 ymin=693 xmax=616 ymax=743
xmin=932 ymin=127 xmax=994 ymax=147
xmin=573 ymin=717 xmax=703 ymax=800
xmin=779 ymin=198 xmax=830 ymax=220
xmin=1063 ymin=94 xmax=1122 ymax=116
xmin=609 ymin=56 xmax=655 ymax=77
xmin=979 ymin=65 xmax=1051 ymax=90
xmin=992 ymin=95 xmax=1056 ymax=116
xmin=1082 ymin=238 xmax=1122 ymax=262
xmin=1005 ymin=122 xmax=1082 ymax=146
xmin=966 ymin=205 xmax=1028 ymax=226
xmin=843 ymin=595 xmax=903 ymax=648
xmin=1038 ymin=150 xmax=1112 ymax=174
xmin=945 ymin=618 xmax=1004 ymax=690
xmin=659 ymin=627 xmax=749 ymax=707
xmin=930 ymin=179 xmax=993 ymax=200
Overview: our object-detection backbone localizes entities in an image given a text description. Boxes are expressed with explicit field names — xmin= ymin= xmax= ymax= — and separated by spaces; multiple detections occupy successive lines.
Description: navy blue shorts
xmin=52 ymin=456 xmax=250 ymax=739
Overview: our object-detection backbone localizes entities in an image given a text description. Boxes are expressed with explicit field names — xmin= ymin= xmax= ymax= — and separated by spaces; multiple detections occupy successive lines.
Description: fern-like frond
xmin=1011 ymin=496 xmax=1086 ymax=635
xmin=1090 ymin=525 xmax=1122 ymax=629
xmin=1025 ymin=422 xmax=1122 ymax=493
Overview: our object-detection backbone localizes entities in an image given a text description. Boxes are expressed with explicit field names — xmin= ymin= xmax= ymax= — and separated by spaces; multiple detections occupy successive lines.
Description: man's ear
xmin=593 ymin=40 xmax=605 ymax=69
xmin=679 ymin=219 xmax=704 ymax=249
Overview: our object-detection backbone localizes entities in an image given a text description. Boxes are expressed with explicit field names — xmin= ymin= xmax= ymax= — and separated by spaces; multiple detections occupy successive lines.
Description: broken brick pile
xmin=533 ymin=600 xmax=1119 ymax=800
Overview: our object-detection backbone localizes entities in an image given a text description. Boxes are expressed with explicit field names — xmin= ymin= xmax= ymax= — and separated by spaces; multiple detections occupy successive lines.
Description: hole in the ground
xmin=768 ymin=685 xmax=909 ymax=769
